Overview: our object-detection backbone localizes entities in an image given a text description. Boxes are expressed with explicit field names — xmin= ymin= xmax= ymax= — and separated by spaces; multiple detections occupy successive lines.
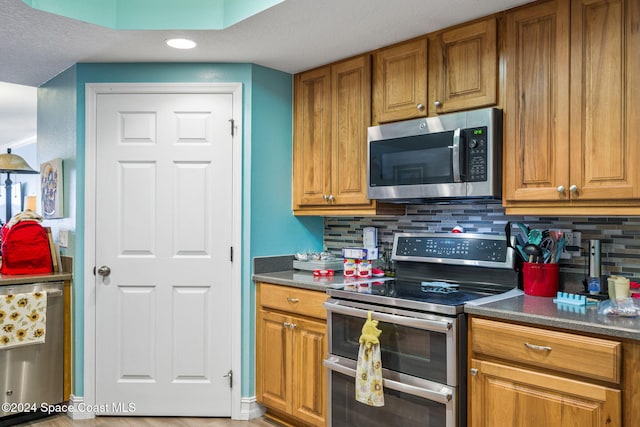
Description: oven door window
xmin=330 ymin=311 xmax=448 ymax=384
xmin=330 ymin=370 xmax=449 ymax=427
xmin=369 ymin=131 xmax=458 ymax=187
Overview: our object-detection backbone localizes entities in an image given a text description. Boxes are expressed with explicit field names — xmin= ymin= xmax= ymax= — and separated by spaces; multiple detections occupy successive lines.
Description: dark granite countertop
xmin=465 ymin=294 xmax=640 ymax=341
xmin=253 ymin=255 xmax=640 ymax=341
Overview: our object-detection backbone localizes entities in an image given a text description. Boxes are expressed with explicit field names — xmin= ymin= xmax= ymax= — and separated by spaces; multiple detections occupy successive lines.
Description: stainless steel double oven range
xmin=324 ymin=232 xmax=518 ymax=427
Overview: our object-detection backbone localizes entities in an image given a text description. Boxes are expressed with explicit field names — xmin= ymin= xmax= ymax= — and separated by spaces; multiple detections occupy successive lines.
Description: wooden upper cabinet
xmin=569 ymin=0 xmax=640 ymax=202
xmin=428 ymin=16 xmax=498 ymax=115
xmin=330 ymin=55 xmax=373 ymax=207
xmin=293 ymin=55 xmax=402 ymax=216
xmin=503 ymin=0 xmax=570 ymax=203
xmin=372 ymin=38 xmax=428 ymax=124
xmin=293 ymin=66 xmax=332 ymax=207
xmin=504 ymin=0 xmax=640 ymax=214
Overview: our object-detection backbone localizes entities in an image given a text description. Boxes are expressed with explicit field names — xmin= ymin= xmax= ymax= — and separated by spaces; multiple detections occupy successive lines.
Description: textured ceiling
xmin=0 ymin=0 xmax=534 ymax=147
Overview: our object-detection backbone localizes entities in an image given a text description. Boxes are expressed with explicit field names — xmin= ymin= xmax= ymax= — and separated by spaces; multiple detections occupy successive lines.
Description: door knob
xmin=97 ymin=265 xmax=111 ymax=277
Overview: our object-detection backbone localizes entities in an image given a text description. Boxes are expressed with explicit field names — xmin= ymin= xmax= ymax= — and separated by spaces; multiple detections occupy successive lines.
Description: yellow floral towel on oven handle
xmin=0 ymin=291 xmax=47 ymax=349
xmin=355 ymin=311 xmax=384 ymax=407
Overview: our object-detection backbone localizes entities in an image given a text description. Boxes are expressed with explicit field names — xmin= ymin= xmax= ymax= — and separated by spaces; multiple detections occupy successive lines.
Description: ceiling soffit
xmin=21 ymin=0 xmax=284 ymax=30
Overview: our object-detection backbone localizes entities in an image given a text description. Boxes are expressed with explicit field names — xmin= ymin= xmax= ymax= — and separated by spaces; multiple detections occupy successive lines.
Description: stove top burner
xmin=420 ymin=282 xmax=459 ymax=294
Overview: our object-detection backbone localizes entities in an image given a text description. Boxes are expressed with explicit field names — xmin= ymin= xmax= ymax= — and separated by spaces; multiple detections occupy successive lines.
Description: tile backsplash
xmin=324 ymin=204 xmax=640 ymax=292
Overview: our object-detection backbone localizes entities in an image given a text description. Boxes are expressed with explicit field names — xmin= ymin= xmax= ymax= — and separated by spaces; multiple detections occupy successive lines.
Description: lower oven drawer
xmin=324 ymin=356 xmax=457 ymax=427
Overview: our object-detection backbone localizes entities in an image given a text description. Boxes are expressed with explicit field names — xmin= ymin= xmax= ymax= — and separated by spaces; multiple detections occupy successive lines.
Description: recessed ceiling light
xmin=165 ymin=38 xmax=197 ymax=49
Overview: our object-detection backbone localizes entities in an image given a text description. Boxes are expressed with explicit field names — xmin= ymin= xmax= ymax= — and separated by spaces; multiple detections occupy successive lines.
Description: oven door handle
xmin=324 ymin=357 xmax=453 ymax=404
xmin=324 ymin=301 xmax=452 ymax=332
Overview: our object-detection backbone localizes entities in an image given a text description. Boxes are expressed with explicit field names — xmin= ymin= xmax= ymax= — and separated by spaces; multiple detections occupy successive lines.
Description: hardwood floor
xmin=17 ymin=415 xmax=277 ymax=427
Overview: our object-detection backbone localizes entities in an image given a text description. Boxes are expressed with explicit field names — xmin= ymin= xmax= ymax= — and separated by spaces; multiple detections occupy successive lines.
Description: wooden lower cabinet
xmin=469 ymin=359 xmax=620 ymax=426
xmin=468 ymin=316 xmax=635 ymax=426
xmin=256 ymin=282 xmax=327 ymax=427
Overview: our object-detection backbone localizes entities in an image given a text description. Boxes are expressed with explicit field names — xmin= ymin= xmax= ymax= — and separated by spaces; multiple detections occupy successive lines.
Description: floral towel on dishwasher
xmin=0 ymin=291 xmax=47 ymax=349
xmin=355 ymin=311 xmax=384 ymax=407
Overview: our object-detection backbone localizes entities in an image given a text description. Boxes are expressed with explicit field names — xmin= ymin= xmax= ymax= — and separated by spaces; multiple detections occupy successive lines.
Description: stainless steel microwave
xmin=367 ymin=108 xmax=502 ymax=203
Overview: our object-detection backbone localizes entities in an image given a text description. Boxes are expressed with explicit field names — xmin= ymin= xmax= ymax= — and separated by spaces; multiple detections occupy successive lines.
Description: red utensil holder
xmin=523 ymin=262 xmax=559 ymax=297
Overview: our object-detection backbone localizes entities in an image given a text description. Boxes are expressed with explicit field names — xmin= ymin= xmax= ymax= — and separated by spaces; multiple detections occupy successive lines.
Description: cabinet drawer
xmin=471 ymin=318 xmax=621 ymax=383
xmin=259 ymin=283 xmax=327 ymax=320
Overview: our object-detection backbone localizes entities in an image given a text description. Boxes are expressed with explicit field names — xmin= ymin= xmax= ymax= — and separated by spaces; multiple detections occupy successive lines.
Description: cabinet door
xmin=330 ymin=55 xmax=373 ymax=207
xmin=569 ymin=0 xmax=640 ymax=201
xmin=470 ymin=359 xmax=621 ymax=427
xmin=256 ymin=310 xmax=291 ymax=413
xmin=293 ymin=66 xmax=332 ymax=207
xmin=372 ymin=38 xmax=428 ymax=124
xmin=291 ymin=316 xmax=327 ymax=427
xmin=503 ymin=0 xmax=571 ymax=203
xmin=429 ymin=17 xmax=497 ymax=115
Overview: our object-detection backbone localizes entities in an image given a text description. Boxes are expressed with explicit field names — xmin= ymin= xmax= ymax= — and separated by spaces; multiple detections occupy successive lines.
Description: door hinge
xmin=223 ymin=369 xmax=233 ymax=388
xmin=230 ymin=246 xmax=233 ymax=262
xmin=229 ymin=119 xmax=235 ymax=137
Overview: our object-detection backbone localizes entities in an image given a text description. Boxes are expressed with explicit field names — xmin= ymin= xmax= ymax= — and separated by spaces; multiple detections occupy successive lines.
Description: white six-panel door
xmin=93 ymin=90 xmax=235 ymax=416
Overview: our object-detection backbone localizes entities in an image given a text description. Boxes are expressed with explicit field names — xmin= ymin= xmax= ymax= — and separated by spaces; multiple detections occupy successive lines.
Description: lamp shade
xmin=0 ymin=148 xmax=38 ymax=174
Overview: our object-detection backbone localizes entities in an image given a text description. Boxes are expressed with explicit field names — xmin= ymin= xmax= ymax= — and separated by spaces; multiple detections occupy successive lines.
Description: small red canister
xmin=523 ymin=262 xmax=559 ymax=297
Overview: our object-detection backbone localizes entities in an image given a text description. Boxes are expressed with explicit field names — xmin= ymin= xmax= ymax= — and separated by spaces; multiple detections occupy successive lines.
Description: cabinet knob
xmin=323 ymin=194 xmax=329 ymax=201
xmin=556 ymin=185 xmax=565 ymax=193
xmin=469 ymin=368 xmax=478 ymax=376
xmin=416 ymin=103 xmax=425 ymax=111
xmin=327 ymin=194 xmax=335 ymax=203
xmin=569 ymin=185 xmax=578 ymax=193
xmin=434 ymin=100 xmax=442 ymax=108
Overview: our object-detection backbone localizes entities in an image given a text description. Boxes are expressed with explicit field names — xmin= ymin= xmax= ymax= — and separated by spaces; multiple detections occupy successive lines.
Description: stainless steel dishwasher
xmin=0 ymin=281 xmax=64 ymax=417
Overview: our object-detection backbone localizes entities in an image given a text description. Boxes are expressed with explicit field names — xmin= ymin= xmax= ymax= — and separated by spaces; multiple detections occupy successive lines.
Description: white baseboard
xmin=65 ymin=395 xmax=95 ymax=420
xmin=237 ymin=396 xmax=266 ymax=420
xmin=66 ymin=393 xmax=264 ymax=420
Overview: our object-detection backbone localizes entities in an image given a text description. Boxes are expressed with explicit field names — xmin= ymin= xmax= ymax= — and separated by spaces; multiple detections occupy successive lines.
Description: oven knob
xmin=469 ymin=139 xmax=478 ymax=149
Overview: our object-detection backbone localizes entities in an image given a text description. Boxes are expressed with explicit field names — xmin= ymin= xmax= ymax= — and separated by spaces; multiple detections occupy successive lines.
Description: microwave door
xmin=368 ymin=129 xmax=468 ymax=200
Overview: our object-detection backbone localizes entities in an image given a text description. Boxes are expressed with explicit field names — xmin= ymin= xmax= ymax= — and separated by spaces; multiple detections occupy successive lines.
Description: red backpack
xmin=0 ymin=221 xmax=53 ymax=275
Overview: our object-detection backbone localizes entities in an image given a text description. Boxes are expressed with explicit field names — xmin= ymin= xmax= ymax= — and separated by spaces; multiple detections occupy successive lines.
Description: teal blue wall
xmin=247 ymin=66 xmax=324 ymax=393
xmin=38 ymin=62 xmax=323 ymax=400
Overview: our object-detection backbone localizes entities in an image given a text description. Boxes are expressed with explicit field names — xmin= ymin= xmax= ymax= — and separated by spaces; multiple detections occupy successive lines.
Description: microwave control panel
xmin=464 ymin=126 xmax=487 ymax=181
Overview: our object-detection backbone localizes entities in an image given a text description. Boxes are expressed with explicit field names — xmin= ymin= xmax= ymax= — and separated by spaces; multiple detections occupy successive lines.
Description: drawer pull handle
xmin=524 ymin=342 xmax=552 ymax=352
xmin=287 ymin=297 xmax=300 ymax=303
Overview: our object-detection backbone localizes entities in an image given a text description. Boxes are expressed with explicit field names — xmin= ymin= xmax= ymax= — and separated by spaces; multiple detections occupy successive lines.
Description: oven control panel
xmin=392 ymin=232 xmax=515 ymax=269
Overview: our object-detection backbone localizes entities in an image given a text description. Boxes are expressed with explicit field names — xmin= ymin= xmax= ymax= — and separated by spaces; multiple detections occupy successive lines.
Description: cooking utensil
xmin=528 ymin=228 xmax=543 ymax=245
xmin=523 ymin=243 xmax=543 ymax=263
xmin=554 ymin=235 xmax=566 ymax=263
xmin=505 ymin=222 xmax=528 ymax=262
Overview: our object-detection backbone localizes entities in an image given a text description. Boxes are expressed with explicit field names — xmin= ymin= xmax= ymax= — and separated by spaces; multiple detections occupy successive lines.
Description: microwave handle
xmin=448 ymin=128 xmax=461 ymax=182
